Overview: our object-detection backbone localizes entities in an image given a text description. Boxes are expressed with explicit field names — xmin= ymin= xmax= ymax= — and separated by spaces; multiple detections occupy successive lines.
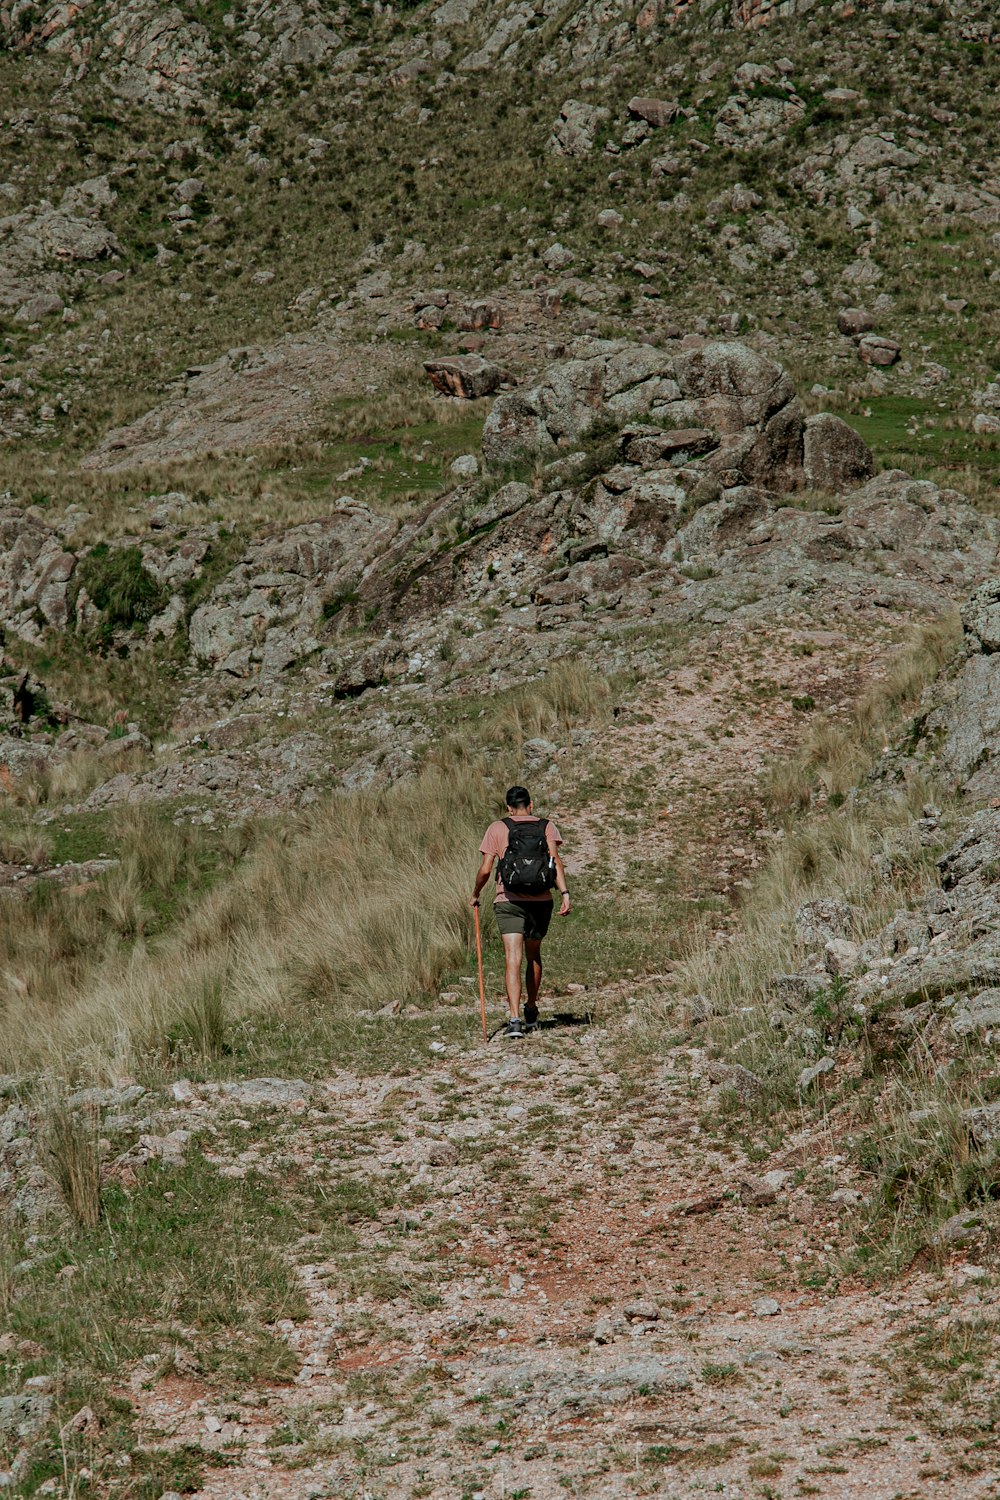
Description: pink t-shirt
xmin=480 ymin=815 xmax=563 ymax=903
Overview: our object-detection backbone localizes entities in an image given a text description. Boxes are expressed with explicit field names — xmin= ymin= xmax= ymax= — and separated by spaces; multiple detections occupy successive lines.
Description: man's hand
xmin=470 ymin=895 xmax=480 ymax=908
xmin=558 ymin=892 xmax=572 ymax=916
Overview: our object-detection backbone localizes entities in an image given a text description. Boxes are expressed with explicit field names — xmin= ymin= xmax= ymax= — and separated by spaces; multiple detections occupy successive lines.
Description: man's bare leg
xmin=502 ymin=932 xmax=524 ymax=1017
xmin=525 ymin=939 xmax=543 ymax=1010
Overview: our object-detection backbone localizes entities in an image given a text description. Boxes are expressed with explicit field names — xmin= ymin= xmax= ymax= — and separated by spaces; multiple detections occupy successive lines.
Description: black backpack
xmin=498 ymin=817 xmax=556 ymax=896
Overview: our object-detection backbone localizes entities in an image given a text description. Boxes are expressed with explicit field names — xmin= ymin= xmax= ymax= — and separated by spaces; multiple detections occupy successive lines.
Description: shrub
xmin=76 ymin=545 xmax=167 ymax=632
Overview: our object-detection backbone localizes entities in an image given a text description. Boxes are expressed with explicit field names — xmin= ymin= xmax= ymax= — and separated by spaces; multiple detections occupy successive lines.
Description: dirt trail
xmin=127 ymin=615 xmax=999 ymax=1498
xmin=134 ymin=1021 xmax=997 ymax=1499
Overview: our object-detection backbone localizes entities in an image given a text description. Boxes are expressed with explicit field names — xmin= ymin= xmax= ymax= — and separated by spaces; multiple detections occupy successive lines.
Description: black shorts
xmin=494 ymin=900 xmax=553 ymax=940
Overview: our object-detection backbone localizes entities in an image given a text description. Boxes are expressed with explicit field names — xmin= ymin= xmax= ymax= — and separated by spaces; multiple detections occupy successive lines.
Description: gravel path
xmin=132 ymin=1029 xmax=1000 ymax=1500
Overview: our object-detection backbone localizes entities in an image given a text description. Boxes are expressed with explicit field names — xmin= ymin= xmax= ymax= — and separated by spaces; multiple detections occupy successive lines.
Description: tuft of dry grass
xmin=0 ymin=765 xmax=491 ymax=1079
xmin=42 ymin=1097 xmax=103 ymax=1229
xmin=0 ymin=812 xmax=54 ymax=867
xmin=766 ymin=615 xmax=961 ymax=815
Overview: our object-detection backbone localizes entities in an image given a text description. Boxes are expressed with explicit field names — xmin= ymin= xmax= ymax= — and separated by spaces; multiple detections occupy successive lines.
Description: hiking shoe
xmin=504 ymin=1017 xmax=525 ymax=1038
xmin=523 ymin=1002 xmax=539 ymax=1030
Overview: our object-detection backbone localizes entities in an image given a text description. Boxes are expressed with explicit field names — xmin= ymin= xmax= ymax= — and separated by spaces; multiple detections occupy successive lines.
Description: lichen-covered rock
xmin=548 ymin=99 xmax=609 ymax=156
xmin=803 ymin=413 xmax=875 ymax=492
xmin=423 ymin=355 xmax=504 ymax=400
xmin=189 ymin=505 xmax=396 ymax=675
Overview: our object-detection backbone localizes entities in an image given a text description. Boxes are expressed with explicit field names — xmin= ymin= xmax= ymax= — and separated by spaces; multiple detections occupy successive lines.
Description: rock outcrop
xmin=925 ymin=578 xmax=1000 ymax=800
xmin=189 ymin=503 xmax=396 ymax=675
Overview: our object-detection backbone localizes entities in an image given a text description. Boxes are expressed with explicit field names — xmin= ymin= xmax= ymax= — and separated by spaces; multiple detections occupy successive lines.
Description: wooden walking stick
xmin=473 ymin=901 xmax=488 ymax=1042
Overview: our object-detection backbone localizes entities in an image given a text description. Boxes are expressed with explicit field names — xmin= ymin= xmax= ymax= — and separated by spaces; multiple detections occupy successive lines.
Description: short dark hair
xmin=505 ymin=785 xmax=531 ymax=809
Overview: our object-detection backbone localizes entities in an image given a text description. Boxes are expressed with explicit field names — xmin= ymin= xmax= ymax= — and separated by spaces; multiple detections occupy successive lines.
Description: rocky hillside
xmin=2 ymin=1 xmax=1000 ymax=1496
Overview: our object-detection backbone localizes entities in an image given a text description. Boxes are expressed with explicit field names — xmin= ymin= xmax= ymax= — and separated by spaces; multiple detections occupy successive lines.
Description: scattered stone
xmin=798 ymin=1056 xmax=835 ymax=1091
xmin=627 ymin=96 xmax=679 ymax=129
xmin=0 ymin=1394 xmax=52 ymax=1443
xmin=450 ymin=453 xmax=479 ymax=478
xmin=836 ymin=307 xmax=874 ymax=336
xmin=751 ymin=1297 xmax=780 ymax=1317
xmin=707 ymin=1060 xmax=765 ymax=1101
xmin=623 ymin=1299 xmax=659 ymax=1321
xmin=597 ymin=208 xmax=623 ymax=229
xmin=858 ymin=334 xmax=901 ymax=367
xmin=541 ymin=242 xmax=575 ymax=272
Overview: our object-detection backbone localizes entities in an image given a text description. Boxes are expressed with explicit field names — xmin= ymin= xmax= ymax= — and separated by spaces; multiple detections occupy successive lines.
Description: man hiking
xmin=472 ymin=786 xmax=571 ymax=1038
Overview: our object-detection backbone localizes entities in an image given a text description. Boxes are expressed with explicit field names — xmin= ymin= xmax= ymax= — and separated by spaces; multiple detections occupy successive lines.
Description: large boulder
xmin=627 ymin=96 xmax=679 ymax=128
xmin=803 ymin=413 xmax=876 ymax=492
xmin=423 ymin=355 xmax=504 ymax=400
xmin=481 ymin=394 xmax=554 ymax=468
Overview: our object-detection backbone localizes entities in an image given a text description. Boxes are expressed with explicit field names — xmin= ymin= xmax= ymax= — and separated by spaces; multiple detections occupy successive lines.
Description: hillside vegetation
xmin=1 ymin=1 xmax=1000 ymax=1496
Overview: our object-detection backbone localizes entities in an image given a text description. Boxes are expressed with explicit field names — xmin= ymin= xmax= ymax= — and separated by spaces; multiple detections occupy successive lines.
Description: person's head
xmin=505 ymin=785 xmax=532 ymax=813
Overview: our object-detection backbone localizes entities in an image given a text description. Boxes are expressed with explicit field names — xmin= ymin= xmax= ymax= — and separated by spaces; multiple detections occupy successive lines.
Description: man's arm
xmin=471 ymin=852 xmax=494 ymax=906
xmin=548 ymin=829 xmax=571 ymax=916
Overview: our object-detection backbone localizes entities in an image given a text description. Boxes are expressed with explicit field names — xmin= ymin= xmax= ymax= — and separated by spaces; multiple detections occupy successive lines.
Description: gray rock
xmin=803 ymin=413 xmax=875 ymax=492
xmin=548 ymin=100 xmax=608 ymax=157
xmin=962 ymin=578 xmax=1000 ymax=655
xmin=450 ymin=453 xmax=479 ymax=478
xmin=795 ymin=900 xmax=856 ymax=950
xmin=174 ymin=177 xmax=204 ymax=202
xmin=964 ymin=1102 xmax=1000 ymax=1147
xmin=837 ymin=307 xmax=874 ymax=336
xmin=706 ymin=1060 xmax=765 ymax=1101
xmin=13 ymin=291 xmax=64 ymax=323
xmin=0 ymin=1393 xmax=52 ymax=1443
xmin=751 ymin=1297 xmax=781 ymax=1317
xmin=797 ymin=1056 xmax=835 ymax=1090
xmin=423 ymin=356 xmax=504 ymax=400
xmin=858 ymin=334 xmax=901 ymax=367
